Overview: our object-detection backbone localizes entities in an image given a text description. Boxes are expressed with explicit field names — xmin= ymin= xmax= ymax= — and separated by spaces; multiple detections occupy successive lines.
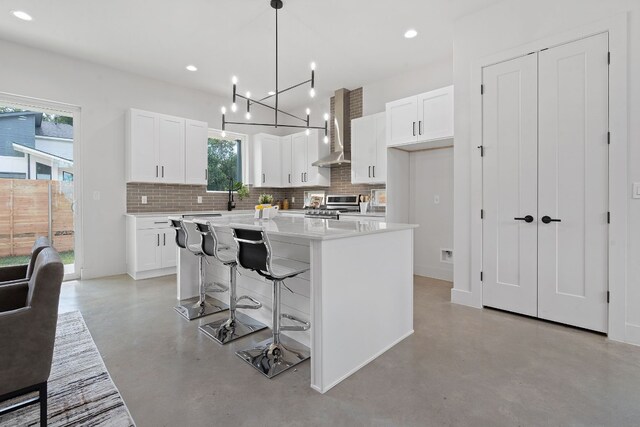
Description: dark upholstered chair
xmin=0 ymin=247 xmax=64 ymax=426
xmin=0 ymin=237 xmax=51 ymax=313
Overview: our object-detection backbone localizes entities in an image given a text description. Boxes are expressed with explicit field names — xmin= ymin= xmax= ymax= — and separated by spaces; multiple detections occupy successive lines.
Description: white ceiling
xmin=0 ymin=0 xmax=498 ymax=109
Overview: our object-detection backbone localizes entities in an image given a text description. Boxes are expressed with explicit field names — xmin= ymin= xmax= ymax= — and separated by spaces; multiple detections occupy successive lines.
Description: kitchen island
xmin=177 ymin=214 xmax=416 ymax=393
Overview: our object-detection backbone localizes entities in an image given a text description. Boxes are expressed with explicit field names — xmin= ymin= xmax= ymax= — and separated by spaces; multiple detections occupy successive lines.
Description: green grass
xmin=0 ymin=250 xmax=75 ymax=267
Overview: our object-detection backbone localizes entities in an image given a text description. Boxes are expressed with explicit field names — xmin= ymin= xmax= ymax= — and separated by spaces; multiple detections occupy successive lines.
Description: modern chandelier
xmin=220 ymin=0 xmax=329 ymax=143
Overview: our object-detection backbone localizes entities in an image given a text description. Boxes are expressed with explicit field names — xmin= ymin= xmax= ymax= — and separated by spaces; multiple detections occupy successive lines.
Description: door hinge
xmin=480 ymin=84 xmax=484 ymax=95
xmin=480 ymin=271 xmax=483 ymax=282
xmin=607 ymin=131 xmax=611 ymax=145
xmin=481 ymin=209 xmax=484 ymax=219
xmin=477 ymin=145 xmax=484 ymax=157
xmin=608 ymin=211 xmax=611 ymax=224
xmin=607 ymin=291 xmax=610 ymax=303
xmin=608 ymin=51 xmax=611 ymax=65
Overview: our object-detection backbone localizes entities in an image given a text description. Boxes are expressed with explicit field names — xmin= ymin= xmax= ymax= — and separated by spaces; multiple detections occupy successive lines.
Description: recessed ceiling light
xmin=404 ymin=29 xmax=418 ymax=39
xmin=185 ymin=64 xmax=198 ymax=72
xmin=11 ymin=10 xmax=33 ymax=21
xmin=268 ymin=91 xmax=276 ymax=96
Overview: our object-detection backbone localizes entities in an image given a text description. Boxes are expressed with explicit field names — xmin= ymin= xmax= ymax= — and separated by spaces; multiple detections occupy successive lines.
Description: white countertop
xmin=193 ymin=214 xmax=416 ymax=241
xmin=125 ymin=210 xmax=255 ymax=218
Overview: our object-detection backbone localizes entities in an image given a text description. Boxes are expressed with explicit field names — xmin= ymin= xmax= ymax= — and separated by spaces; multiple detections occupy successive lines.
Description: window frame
xmin=206 ymin=128 xmax=249 ymax=194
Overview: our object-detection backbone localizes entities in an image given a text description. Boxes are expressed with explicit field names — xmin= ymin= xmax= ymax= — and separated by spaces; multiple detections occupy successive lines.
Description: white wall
xmin=452 ymin=0 xmax=640 ymax=344
xmin=409 ymin=147 xmax=454 ymax=281
xmin=0 ymin=39 xmax=276 ymax=279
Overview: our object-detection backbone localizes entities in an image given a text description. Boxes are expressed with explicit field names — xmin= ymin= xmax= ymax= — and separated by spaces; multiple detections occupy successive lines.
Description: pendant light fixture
xmin=220 ymin=0 xmax=329 ymax=142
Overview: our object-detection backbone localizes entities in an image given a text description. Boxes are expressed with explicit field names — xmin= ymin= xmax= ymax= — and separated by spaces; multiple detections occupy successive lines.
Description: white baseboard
xmin=625 ymin=324 xmax=640 ymax=347
xmin=414 ymin=264 xmax=453 ymax=281
xmin=451 ymin=288 xmax=481 ymax=308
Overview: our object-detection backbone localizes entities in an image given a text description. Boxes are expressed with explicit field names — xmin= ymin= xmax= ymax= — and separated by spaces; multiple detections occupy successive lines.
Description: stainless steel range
xmin=304 ymin=194 xmax=360 ymax=219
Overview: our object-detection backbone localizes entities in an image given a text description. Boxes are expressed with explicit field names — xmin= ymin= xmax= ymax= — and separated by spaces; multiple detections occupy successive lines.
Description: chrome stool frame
xmin=193 ymin=219 xmax=267 ymax=344
xmin=169 ymin=217 xmax=229 ymax=321
xmin=230 ymin=223 xmax=311 ymax=379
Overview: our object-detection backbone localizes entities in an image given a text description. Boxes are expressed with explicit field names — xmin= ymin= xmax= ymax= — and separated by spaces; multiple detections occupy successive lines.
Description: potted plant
xmin=257 ymin=194 xmax=274 ymax=208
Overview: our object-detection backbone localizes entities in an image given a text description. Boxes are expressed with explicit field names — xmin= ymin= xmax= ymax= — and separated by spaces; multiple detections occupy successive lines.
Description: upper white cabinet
xmin=253 ymin=133 xmax=282 ymax=187
xmin=291 ymin=129 xmax=330 ymax=187
xmin=184 ymin=119 xmax=208 ymax=185
xmin=351 ymin=112 xmax=386 ymax=184
xmin=126 ymin=109 xmax=198 ymax=184
xmin=280 ymin=135 xmax=293 ymax=186
xmin=386 ymin=85 xmax=454 ymax=150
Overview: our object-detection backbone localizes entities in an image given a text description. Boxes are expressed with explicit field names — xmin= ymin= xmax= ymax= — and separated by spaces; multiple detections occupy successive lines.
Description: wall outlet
xmin=93 ymin=191 xmax=100 ymax=201
xmin=440 ymin=249 xmax=454 ymax=264
xmin=291 ymin=196 xmax=295 ymax=204
xmin=434 ymin=195 xmax=440 ymax=204
xmin=197 ymin=196 xmax=203 ymax=204
xmin=633 ymin=182 xmax=640 ymax=199
xmin=141 ymin=196 xmax=147 ymax=204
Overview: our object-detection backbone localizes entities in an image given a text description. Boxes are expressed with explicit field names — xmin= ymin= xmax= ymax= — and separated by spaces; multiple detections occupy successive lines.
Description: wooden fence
xmin=0 ymin=179 xmax=74 ymax=257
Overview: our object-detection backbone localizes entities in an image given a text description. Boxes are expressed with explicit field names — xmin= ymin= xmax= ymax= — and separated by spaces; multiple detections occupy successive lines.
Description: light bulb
xmin=268 ymin=91 xmax=276 ymax=96
xmin=221 ymin=106 xmax=226 ymax=114
xmin=232 ymin=76 xmax=238 ymax=84
xmin=306 ymin=108 xmax=311 ymax=115
xmin=221 ymin=131 xmax=227 ymax=138
xmin=11 ymin=10 xmax=33 ymax=21
xmin=231 ymin=103 xmax=237 ymax=112
xmin=309 ymin=88 xmax=316 ymax=98
xmin=324 ymin=113 xmax=329 ymax=121
xmin=323 ymin=136 xmax=329 ymax=144
xmin=246 ymin=112 xmax=251 ymax=120
xmin=311 ymin=62 xmax=316 ymax=70
xmin=306 ymin=129 xmax=310 ymax=136
xmin=246 ymin=91 xmax=251 ymax=99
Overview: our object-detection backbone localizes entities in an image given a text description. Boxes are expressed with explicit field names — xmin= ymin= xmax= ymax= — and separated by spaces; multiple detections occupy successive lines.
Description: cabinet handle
xmin=412 ymin=122 xmax=416 ymax=136
xmin=205 ymin=169 xmax=208 ymax=181
xmin=262 ymin=173 xmax=265 ymax=183
xmin=368 ymin=166 xmax=371 ymax=178
xmin=163 ymin=233 xmax=166 ymax=246
xmin=301 ymin=173 xmax=304 ymax=182
xmin=304 ymin=172 xmax=307 ymax=182
xmin=372 ymin=165 xmax=375 ymax=177
xmin=157 ymin=234 xmax=160 ymax=247
xmin=154 ymin=221 xmax=167 ymax=224
xmin=419 ymin=121 xmax=422 ymax=135
xmin=288 ymin=173 xmax=291 ymax=183
xmin=156 ymin=165 xmax=158 ymax=177
xmin=162 ymin=166 xmax=164 ymax=178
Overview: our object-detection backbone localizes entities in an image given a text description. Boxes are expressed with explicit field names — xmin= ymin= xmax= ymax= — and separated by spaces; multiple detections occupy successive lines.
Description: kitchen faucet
xmin=227 ymin=177 xmax=236 ymax=211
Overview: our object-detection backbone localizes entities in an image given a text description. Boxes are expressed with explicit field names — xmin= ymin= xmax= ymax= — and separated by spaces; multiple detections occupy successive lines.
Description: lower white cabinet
xmin=126 ymin=215 xmax=177 ymax=280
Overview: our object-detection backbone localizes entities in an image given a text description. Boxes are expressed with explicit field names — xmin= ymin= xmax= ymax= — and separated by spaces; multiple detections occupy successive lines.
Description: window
xmin=207 ymin=130 xmax=245 ymax=192
xmin=36 ymin=162 xmax=51 ymax=180
xmin=62 ymin=171 xmax=74 ymax=182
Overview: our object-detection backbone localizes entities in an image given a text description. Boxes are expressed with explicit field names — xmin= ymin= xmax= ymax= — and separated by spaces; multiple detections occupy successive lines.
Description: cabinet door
xmin=161 ymin=230 xmax=177 ymax=268
xmin=185 ymin=120 xmax=208 ymax=185
xmin=373 ymin=112 xmax=387 ymax=183
xmin=386 ymin=96 xmax=418 ymax=146
xmin=280 ymin=135 xmax=293 ymax=187
xmin=351 ymin=116 xmax=376 ymax=184
xmin=260 ymin=134 xmax=281 ymax=187
xmin=135 ymin=229 xmax=162 ymax=272
xmin=157 ymin=115 xmax=185 ymax=184
xmin=128 ymin=110 xmax=159 ymax=182
xmin=417 ymin=86 xmax=454 ymax=142
xmin=291 ymin=132 xmax=307 ymax=186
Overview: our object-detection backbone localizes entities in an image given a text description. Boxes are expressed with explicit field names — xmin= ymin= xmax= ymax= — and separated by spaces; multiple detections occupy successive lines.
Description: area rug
xmin=0 ymin=311 xmax=135 ymax=426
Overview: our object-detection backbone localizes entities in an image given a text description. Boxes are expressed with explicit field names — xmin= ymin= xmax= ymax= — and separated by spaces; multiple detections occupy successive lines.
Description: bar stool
xmin=169 ymin=217 xmax=229 ymax=320
xmin=193 ymin=219 xmax=268 ymax=344
xmin=229 ymin=223 xmax=311 ymax=378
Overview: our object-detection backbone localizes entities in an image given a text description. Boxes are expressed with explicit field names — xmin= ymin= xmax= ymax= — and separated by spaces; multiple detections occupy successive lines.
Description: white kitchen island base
xmin=177 ymin=216 xmax=415 ymax=393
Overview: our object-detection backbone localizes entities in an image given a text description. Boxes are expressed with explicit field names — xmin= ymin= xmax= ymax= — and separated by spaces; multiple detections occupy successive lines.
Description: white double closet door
xmin=482 ymin=33 xmax=609 ymax=333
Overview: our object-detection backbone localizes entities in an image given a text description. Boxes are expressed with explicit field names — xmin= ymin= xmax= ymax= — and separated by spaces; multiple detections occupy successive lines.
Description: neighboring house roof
xmin=36 ymin=121 xmax=73 ymax=140
xmin=11 ymin=142 xmax=73 ymax=166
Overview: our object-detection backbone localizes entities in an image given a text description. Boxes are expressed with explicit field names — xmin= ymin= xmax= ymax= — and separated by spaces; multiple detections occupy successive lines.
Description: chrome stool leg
xmin=200 ymin=264 xmax=267 ymax=344
xmin=174 ymin=255 xmax=229 ymax=321
xmin=236 ymin=280 xmax=310 ymax=378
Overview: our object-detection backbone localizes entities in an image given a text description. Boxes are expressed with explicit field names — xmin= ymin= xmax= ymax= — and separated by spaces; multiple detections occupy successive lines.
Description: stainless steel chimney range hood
xmin=312 ymin=88 xmax=351 ymax=168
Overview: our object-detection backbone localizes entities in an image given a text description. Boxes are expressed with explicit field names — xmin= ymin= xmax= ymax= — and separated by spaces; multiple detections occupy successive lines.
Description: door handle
xmin=419 ymin=121 xmax=422 ymax=135
xmin=541 ymin=216 xmax=561 ymax=224
xmin=368 ymin=166 xmax=371 ymax=178
xmin=412 ymin=122 xmax=416 ymax=136
xmin=514 ymin=215 xmax=534 ymax=223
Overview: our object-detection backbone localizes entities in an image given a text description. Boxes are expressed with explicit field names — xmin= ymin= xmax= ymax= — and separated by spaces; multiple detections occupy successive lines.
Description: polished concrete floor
xmin=58 ymin=275 xmax=640 ymax=427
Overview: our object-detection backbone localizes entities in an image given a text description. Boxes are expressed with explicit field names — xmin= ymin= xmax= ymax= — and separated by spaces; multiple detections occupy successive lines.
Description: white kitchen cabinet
xmin=351 ymin=112 xmax=386 ymax=184
xmin=126 ymin=215 xmax=176 ymax=280
xmin=126 ymin=109 xmax=187 ymax=184
xmin=386 ymin=85 xmax=454 ymax=150
xmin=253 ymin=133 xmax=282 ymax=187
xmin=290 ymin=129 xmax=330 ymax=187
xmin=280 ymin=135 xmax=293 ymax=186
xmin=184 ymin=119 xmax=209 ymax=185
